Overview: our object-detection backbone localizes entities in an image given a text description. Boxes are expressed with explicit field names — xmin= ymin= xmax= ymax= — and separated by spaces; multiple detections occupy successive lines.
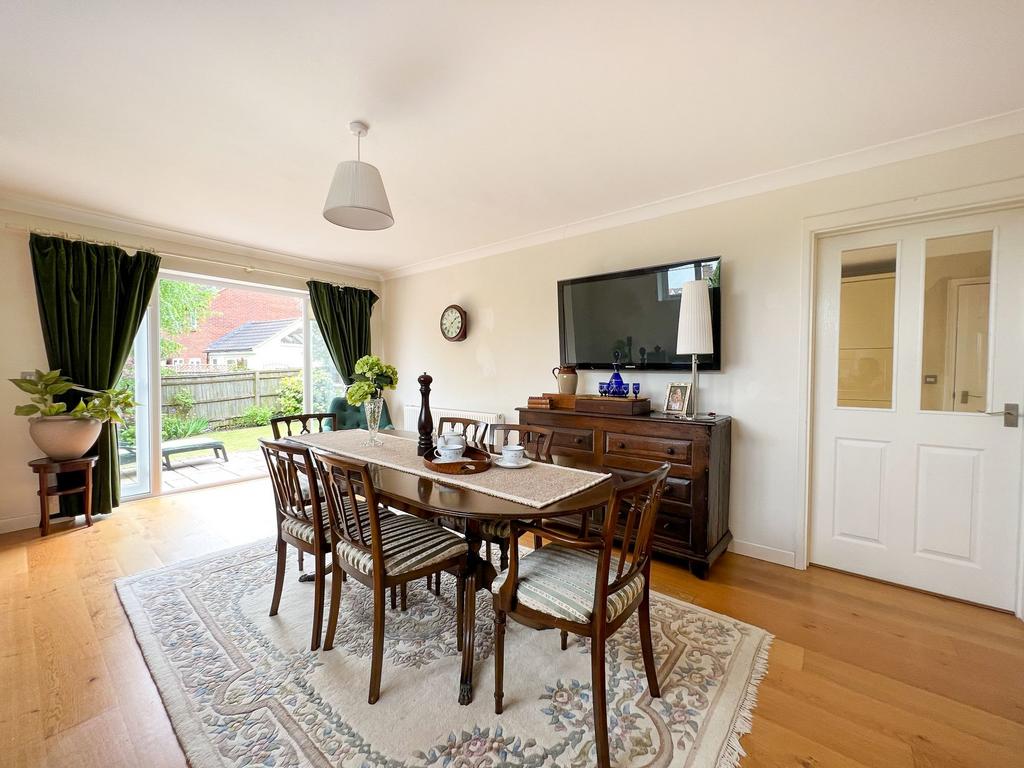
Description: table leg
xmin=37 ymin=471 xmax=49 ymax=537
xmin=458 ymin=567 xmax=477 ymax=705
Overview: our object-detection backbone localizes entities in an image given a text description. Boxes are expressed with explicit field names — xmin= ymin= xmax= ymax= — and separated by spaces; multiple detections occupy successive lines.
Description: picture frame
xmin=663 ymin=381 xmax=692 ymax=414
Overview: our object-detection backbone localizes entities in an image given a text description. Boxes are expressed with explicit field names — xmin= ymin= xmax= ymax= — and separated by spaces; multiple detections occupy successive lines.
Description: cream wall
xmin=380 ymin=134 xmax=1024 ymax=566
xmin=0 ymin=210 xmax=382 ymax=533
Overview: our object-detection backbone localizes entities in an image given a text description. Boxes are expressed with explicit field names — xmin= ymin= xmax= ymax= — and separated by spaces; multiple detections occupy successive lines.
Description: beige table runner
xmin=287 ymin=429 xmax=610 ymax=508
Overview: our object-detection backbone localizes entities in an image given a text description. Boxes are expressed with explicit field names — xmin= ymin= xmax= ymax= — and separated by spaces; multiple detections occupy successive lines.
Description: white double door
xmin=810 ymin=210 xmax=1023 ymax=610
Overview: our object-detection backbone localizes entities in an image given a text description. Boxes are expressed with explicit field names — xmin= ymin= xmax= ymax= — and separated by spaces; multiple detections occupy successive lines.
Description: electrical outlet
xmin=923 ymin=374 xmax=938 ymax=384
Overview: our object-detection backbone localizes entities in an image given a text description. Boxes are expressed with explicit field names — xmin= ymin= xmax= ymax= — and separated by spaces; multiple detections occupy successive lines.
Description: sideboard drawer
xmin=605 ymin=432 xmax=693 ymax=466
xmin=549 ymin=427 xmax=594 ymax=454
xmin=603 ymin=453 xmax=693 ymax=480
xmin=653 ymin=513 xmax=692 ymax=550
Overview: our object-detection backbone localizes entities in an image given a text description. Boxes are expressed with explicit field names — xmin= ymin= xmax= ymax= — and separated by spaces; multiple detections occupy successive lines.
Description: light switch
xmin=923 ymin=374 xmax=938 ymax=384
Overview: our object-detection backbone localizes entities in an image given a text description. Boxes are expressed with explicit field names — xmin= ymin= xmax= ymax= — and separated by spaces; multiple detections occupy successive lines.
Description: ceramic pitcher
xmin=552 ymin=364 xmax=578 ymax=395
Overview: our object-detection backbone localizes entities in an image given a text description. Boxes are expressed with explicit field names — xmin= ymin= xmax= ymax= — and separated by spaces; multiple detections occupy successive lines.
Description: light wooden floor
xmin=1 ymin=479 xmax=1022 ymax=767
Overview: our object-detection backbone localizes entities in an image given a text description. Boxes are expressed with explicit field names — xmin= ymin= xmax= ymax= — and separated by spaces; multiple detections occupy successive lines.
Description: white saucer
xmin=495 ymin=457 xmax=532 ymax=469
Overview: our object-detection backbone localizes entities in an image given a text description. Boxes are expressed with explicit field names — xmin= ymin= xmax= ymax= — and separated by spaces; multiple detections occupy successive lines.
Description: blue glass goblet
xmin=632 ymin=383 xmax=641 ymax=399
xmin=598 ymin=382 xmax=608 ymax=397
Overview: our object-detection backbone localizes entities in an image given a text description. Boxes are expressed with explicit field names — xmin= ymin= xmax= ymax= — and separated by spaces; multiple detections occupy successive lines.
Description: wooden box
xmin=574 ymin=396 xmax=652 ymax=416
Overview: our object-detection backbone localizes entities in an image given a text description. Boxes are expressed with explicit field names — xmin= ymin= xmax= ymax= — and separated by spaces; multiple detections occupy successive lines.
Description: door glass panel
xmin=309 ymin=312 xmax=346 ymax=412
xmin=837 ymin=245 xmax=896 ymax=408
xmin=119 ymin=311 xmax=151 ymax=497
xmin=920 ymin=232 xmax=992 ymax=412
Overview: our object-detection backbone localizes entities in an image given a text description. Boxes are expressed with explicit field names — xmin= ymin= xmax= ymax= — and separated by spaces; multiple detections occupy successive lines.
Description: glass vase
xmin=364 ymin=397 xmax=384 ymax=446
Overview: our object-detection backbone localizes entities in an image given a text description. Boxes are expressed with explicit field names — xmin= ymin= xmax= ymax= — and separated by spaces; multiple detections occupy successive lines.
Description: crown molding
xmin=0 ymin=192 xmax=384 ymax=284
xmin=383 ymin=108 xmax=1024 ymax=280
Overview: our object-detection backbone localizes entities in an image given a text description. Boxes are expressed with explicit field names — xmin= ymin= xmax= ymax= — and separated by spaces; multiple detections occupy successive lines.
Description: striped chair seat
xmin=280 ymin=499 xmax=374 ymax=546
xmin=479 ymin=518 xmax=514 ymax=540
xmin=491 ymin=544 xmax=645 ymax=623
xmin=335 ymin=513 xmax=468 ymax=576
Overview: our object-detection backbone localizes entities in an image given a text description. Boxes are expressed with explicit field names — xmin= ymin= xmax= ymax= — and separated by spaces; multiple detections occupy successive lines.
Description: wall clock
xmin=440 ymin=304 xmax=467 ymax=342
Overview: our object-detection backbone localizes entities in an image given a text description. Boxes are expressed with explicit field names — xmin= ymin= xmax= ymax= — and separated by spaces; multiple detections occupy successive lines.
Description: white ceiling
xmin=1 ymin=1 xmax=1023 ymax=276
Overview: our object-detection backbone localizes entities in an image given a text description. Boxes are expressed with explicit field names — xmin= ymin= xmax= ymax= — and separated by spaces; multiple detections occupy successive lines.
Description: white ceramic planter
xmin=28 ymin=415 xmax=103 ymax=460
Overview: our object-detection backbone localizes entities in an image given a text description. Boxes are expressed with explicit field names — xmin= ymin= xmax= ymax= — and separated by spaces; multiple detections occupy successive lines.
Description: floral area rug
xmin=116 ymin=540 xmax=771 ymax=767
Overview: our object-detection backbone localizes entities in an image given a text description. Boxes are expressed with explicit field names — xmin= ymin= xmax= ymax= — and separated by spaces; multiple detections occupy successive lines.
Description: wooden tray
xmin=574 ymin=397 xmax=652 ymax=416
xmin=423 ymin=445 xmax=493 ymax=475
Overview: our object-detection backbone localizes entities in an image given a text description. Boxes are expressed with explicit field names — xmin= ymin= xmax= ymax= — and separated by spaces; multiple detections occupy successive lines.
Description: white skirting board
xmin=728 ymin=538 xmax=797 ymax=568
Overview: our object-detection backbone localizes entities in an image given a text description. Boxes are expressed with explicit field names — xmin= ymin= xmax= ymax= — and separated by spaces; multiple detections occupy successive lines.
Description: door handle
xmin=985 ymin=403 xmax=1019 ymax=428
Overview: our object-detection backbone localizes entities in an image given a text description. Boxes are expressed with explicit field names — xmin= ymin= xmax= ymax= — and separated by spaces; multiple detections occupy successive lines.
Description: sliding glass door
xmin=118 ymin=309 xmax=153 ymax=498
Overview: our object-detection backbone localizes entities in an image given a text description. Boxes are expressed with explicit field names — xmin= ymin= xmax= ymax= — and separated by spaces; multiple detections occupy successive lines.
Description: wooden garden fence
xmin=160 ymin=369 xmax=300 ymax=427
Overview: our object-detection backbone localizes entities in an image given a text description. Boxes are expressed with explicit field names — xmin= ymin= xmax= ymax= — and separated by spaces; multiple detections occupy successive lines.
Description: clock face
xmin=440 ymin=305 xmax=466 ymax=340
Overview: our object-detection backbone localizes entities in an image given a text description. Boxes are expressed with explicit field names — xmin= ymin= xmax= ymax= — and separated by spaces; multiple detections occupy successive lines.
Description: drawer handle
xmin=617 ymin=441 xmax=626 ymax=449
xmin=574 ymin=437 xmax=583 ymax=445
xmin=666 ymin=447 xmax=675 ymax=455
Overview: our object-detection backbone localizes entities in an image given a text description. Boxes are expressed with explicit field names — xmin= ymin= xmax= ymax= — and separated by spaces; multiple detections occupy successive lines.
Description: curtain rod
xmin=2 ymin=223 xmax=368 ymax=288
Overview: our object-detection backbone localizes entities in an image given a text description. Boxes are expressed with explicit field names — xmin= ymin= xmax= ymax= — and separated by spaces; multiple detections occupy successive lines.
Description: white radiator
xmin=402 ymin=405 xmax=503 ymax=431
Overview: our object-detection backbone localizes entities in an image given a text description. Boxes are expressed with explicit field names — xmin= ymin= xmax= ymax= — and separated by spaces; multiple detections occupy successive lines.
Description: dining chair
xmin=480 ymin=424 xmax=555 ymax=570
xmin=313 ymin=450 xmax=471 ymax=704
xmin=269 ymin=413 xmax=336 ymax=577
xmin=491 ymin=464 xmax=671 ymax=768
xmin=260 ymin=438 xmax=345 ymax=651
xmin=271 ymin=412 xmax=336 ymax=439
xmin=436 ymin=416 xmax=490 ymax=444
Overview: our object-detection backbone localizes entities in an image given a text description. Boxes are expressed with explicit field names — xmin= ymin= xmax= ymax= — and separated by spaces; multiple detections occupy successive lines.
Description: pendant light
xmin=322 ymin=121 xmax=394 ymax=230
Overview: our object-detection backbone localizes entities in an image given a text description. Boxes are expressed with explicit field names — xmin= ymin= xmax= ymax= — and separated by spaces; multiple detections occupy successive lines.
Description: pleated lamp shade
xmin=322 ymin=160 xmax=394 ymax=231
xmin=676 ymin=279 xmax=714 ymax=355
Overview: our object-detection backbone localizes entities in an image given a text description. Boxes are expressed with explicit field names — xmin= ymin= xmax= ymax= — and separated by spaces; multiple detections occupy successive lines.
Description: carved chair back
xmin=593 ymin=464 xmax=670 ymax=621
xmin=436 ymin=416 xmax=489 ymax=444
xmin=271 ymin=412 xmax=336 ymax=439
xmin=312 ymin=450 xmax=387 ymax=573
xmin=260 ymin=439 xmax=326 ymax=545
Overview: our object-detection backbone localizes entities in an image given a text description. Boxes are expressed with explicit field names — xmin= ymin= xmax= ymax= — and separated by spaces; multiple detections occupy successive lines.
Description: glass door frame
xmin=128 ymin=269 xmax=314 ymax=498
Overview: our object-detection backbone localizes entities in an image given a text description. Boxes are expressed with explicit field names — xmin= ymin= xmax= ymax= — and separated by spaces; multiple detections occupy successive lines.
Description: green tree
xmin=159 ymin=280 xmax=218 ymax=359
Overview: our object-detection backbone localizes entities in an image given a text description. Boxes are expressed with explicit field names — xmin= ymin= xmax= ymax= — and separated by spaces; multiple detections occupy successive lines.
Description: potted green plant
xmin=345 ymin=355 xmax=398 ymax=446
xmin=10 ymin=370 xmax=137 ymax=460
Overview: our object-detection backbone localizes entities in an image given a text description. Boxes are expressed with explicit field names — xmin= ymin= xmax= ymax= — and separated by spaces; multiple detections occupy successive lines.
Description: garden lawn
xmin=163 ymin=424 xmax=274 ymax=461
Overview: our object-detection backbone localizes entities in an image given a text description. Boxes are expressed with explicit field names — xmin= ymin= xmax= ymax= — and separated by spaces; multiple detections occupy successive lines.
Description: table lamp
xmin=675 ymin=279 xmax=714 ymax=419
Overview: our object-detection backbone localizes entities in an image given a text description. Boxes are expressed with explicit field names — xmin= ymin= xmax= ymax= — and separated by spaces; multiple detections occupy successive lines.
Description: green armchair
xmin=327 ymin=396 xmax=395 ymax=431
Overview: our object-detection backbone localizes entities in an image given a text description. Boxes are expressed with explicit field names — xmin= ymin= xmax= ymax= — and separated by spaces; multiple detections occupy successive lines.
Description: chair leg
xmin=638 ymin=589 xmax=661 ymax=697
xmin=390 ymin=585 xmax=397 ymax=609
xmin=298 ymin=549 xmax=304 ymax=572
xmin=311 ymin=554 xmax=326 ymax=651
xmin=494 ymin=609 xmax=506 ymax=714
xmin=532 ymin=533 xmax=542 ymax=550
xmin=400 ymin=581 xmax=408 ymax=611
xmin=323 ymin=561 xmax=344 ymax=651
xmin=560 ymin=629 xmax=568 ymax=651
xmin=456 ymin=572 xmax=465 ymax=652
xmin=499 ymin=539 xmax=509 ymax=571
xmin=434 ymin=572 xmax=441 ymax=596
xmin=369 ymin=586 xmax=386 ymax=704
xmin=486 ymin=541 xmax=492 ymax=563
xmin=426 ymin=573 xmax=432 ymax=590
xmin=269 ymin=540 xmax=287 ymax=616
xmin=591 ymin=638 xmax=611 ymax=768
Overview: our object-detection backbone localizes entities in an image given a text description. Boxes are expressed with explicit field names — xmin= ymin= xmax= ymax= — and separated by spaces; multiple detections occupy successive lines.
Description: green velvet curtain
xmin=306 ymin=280 xmax=379 ymax=384
xmin=30 ymin=234 xmax=161 ymax=517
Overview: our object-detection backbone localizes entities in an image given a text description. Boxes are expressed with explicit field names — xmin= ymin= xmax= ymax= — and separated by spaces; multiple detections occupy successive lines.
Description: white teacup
xmin=437 ymin=432 xmax=467 ymax=460
xmin=501 ymin=444 xmax=526 ymax=464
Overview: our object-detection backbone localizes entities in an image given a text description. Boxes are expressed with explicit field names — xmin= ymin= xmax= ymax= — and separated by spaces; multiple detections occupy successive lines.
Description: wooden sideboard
xmin=517 ymin=407 xmax=731 ymax=578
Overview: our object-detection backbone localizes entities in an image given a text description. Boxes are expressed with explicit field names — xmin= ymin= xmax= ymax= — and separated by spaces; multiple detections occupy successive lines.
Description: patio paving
xmin=121 ymin=448 xmax=266 ymax=490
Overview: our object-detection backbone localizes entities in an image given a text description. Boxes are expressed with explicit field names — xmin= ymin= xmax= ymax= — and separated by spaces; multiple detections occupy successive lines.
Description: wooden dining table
xmin=293 ymin=429 xmax=612 ymax=705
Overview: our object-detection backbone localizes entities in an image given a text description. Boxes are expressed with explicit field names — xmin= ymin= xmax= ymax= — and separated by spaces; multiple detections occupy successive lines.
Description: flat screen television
xmin=557 ymin=257 xmax=721 ymax=371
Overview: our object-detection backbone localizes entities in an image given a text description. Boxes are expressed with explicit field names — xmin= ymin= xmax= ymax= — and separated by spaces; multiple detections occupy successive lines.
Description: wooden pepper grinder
xmin=417 ymin=372 xmax=434 ymax=457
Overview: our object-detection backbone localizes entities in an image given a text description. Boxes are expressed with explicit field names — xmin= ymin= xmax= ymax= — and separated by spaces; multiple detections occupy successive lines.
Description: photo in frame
xmin=663 ymin=382 xmax=692 ymax=414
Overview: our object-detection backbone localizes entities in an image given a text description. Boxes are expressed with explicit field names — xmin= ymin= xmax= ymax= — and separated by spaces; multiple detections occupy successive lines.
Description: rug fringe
xmin=717 ymin=634 xmax=773 ymax=768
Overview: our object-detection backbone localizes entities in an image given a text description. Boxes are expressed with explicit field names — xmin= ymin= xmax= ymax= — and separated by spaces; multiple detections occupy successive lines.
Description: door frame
xmin=794 ymin=180 xmax=1024 ymax=619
